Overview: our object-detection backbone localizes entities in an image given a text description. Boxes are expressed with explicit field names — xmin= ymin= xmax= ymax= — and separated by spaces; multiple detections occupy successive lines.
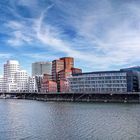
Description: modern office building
xmin=68 ymin=70 xmax=140 ymax=93
xmin=60 ymin=57 xmax=74 ymax=70
xmin=15 ymin=70 xmax=28 ymax=92
xmin=32 ymin=62 xmax=52 ymax=76
xmin=52 ymin=57 xmax=74 ymax=81
xmin=52 ymin=57 xmax=82 ymax=92
xmin=52 ymin=59 xmax=64 ymax=81
xmin=4 ymin=60 xmax=20 ymax=82
xmin=28 ymin=77 xmax=37 ymax=92
xmin=3 ymin=60 xmax=20 ymax=92
xmin=0 ymin=76 xmax=4 ymax=92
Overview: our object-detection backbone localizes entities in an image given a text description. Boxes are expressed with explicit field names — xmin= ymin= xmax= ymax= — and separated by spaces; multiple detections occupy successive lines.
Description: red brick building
xmin=60 ymin=79 xmax=70 ymax=92
xmin=60 ymin=57 xmax=74 ymax=70
xmin=41 ymin=80 xmax=57 ymax=93
xmin=58 ymin=69 xmax=72 ymax=80
xmin=41 ymin=74 xmax=57 ymax=93
xmin=52 ymin=59 xmax=64 ymax=81
xmin=71 ymin=68 xmax=82 ymax=74
xmin=51 ymin=57 xmax=82 ymax=92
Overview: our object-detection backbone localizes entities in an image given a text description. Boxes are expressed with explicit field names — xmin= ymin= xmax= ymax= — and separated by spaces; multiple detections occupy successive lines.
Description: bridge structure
xmin=0 ymin=92 xmax=140 ymax=103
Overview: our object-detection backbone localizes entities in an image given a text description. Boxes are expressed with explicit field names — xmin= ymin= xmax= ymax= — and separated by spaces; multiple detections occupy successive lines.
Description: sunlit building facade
xmin=68 ymin=71 xmax=139 ymax=93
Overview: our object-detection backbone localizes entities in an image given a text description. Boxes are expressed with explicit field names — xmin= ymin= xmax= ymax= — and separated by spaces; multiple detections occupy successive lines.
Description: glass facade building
xmin=68 ymin=71 xmax=139 ymax=93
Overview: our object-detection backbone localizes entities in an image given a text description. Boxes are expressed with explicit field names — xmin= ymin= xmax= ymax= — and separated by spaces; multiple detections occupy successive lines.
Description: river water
xmin=0 ymin=100 xmax=140 ymax=140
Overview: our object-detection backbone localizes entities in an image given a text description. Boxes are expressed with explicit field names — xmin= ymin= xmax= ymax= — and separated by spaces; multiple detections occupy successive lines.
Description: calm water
xmin=0 ymin=100 xmax=140 ymax=140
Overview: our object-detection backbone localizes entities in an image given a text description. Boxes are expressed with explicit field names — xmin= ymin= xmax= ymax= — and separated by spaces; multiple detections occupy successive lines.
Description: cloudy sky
xmin=0 ymin=0 xmax=140 ymax=75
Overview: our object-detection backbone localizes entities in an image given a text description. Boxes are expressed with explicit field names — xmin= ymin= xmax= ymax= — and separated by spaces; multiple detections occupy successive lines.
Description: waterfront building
xmin=32 ymin=62 xmax=52 ymax=76
xmin=59 ymin=79 xmax=70 ymax=92
xmin=0 ymin=76 xmax=4 ymax=92
xmin=41 ymin=80 xmax=57 ymax=93
xmin=58 ymin=69 xmax=72 ymax=80
xmin=52 ymin=59 xmax=64 ymax=81
xmin=57 ymin=69 xmax=72 ymax=92
xmin=121 ymin=66 xmax=140 ymax=72
xmin=52 ymin=57 xmax=74 ymax=81
xmin=4 ymin=60 xmax=20 ymax=82
xmin=41 ymin=74 xmax=56 ymax=93
xmin=15 ymin=70 xmax=28 ymax=92
xmin=28 ymin=77 xmax=37 ymax=92
xmin=60 ymin=57 xmax=74 ymax=70
xmin=71 ymin=67 xmax=82 ymax=74
xmin=68 ymin=70 xmax=139 ymax=93
xmin=35 ymin=75 xmax=43 ymax=92
xmin=52 ymin=57 xmax=82 ymax=92
xmin=6 ymin=83 xmax=17 ymax=92
xmin=4 ymin=60 xmax=20 ymax=92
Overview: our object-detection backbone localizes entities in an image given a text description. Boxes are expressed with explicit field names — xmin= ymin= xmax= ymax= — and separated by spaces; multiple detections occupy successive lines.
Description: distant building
xmin=57 ymin=69 xmax=72 ymax=92
xmin=41 ymin=80 xmax=57 ymax=93
xmin=0 ymin=76 xmax=4 ymax=92
xmin=32 ymin=62 xmax=52 ymax=76
xmin=60 ymin=79 xmax=70 ymax=92
xmin=35 ymin=75 xmax=43 ymax=92
xmin=52 ymin=57 xmax=74 ymax=81
xmin=58 ymin=69 xmax=72 ymax=80
xmin=121 ymin=66 xmax=140 ymax=72
xmin=4 ymin=60 xmax=20 ymax=92
xmin=4 ymin=60 xmax=20 ymax=82
xmin=41 ymin=74 xmax=57 ymax=93
xmin=52 ymin=57 xmax=82 ymax=92
xmin=71 ymin=68 xmax=82 ymax=75
xmin=52 ymin=59 xmax=64 ymax=81
xmin=60 ymin=57 xmax=74 ymax=70
xmin=28 ymin=77 xmax=37 ymax=92
xmin=68 ymin=70 xmax=139 ymax=93
xmin=15 ymin=70 xmax=28 ymax=92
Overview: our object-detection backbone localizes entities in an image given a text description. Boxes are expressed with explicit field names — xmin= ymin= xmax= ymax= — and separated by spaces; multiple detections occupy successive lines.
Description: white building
xmin=15 ymin=70 xmax=28 ymax=92
xmin=0 ymin=76 xmax=4 ymax=92
xmin=28 ymin=76 xmax=37 ymax=92
xmin=4 ymin=60 xmax=20 ymax=82
xmin=4 ymin=60 xmax=20 ymax=92
xmin=3 ymin=60 xmax=30 ymax=92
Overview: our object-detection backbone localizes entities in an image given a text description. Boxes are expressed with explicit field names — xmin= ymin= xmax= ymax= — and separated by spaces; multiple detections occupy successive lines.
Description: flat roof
xmin=73 ymin=70 xmax=126 ymax=76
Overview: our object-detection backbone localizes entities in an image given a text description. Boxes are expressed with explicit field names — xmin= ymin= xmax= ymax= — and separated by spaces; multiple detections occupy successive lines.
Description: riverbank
xmin=1 ymin=93 xmax=140 ymax=103
xmin=25 ymin=93 xmax=140 ymax=103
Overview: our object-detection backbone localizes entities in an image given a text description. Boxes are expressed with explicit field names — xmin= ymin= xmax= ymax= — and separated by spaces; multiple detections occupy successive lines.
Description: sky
xmin=0 ymin=0 xmax=140 ymax=75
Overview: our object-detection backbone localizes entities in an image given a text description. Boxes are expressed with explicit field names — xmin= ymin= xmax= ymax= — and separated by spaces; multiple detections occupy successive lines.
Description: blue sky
xmin=0 ymin=0 xmax=140 ymax=75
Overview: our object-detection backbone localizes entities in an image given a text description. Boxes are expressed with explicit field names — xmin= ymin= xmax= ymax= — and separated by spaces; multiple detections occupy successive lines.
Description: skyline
xmin=0 ymin=0 xmax=140 ymax=75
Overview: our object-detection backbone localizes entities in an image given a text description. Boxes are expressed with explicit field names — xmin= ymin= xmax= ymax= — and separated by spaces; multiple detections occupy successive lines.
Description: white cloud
xmin=0 ymin=53 xmax=12 ymax=59
xmin=3 ymin=0 xmax=140 ymax=71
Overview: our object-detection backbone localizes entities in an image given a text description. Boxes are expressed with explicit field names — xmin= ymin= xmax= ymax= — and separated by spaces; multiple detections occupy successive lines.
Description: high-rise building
xmin=4 ymin=60 xmax=20 ymax=82
xmin=60 ymin=57 xmax=74 ymax=70
xmin=52 ymin=59 xmax=64 ymax=81
xmin=51 ymin=57 xmax=82 ymax=92
xmin=4 ymin=60 xmax=20 ymax=92
xmin=52 ymin=57 xmax=74 ymax=81
xmin=32 ymin=62 xmax=52 ymax=76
